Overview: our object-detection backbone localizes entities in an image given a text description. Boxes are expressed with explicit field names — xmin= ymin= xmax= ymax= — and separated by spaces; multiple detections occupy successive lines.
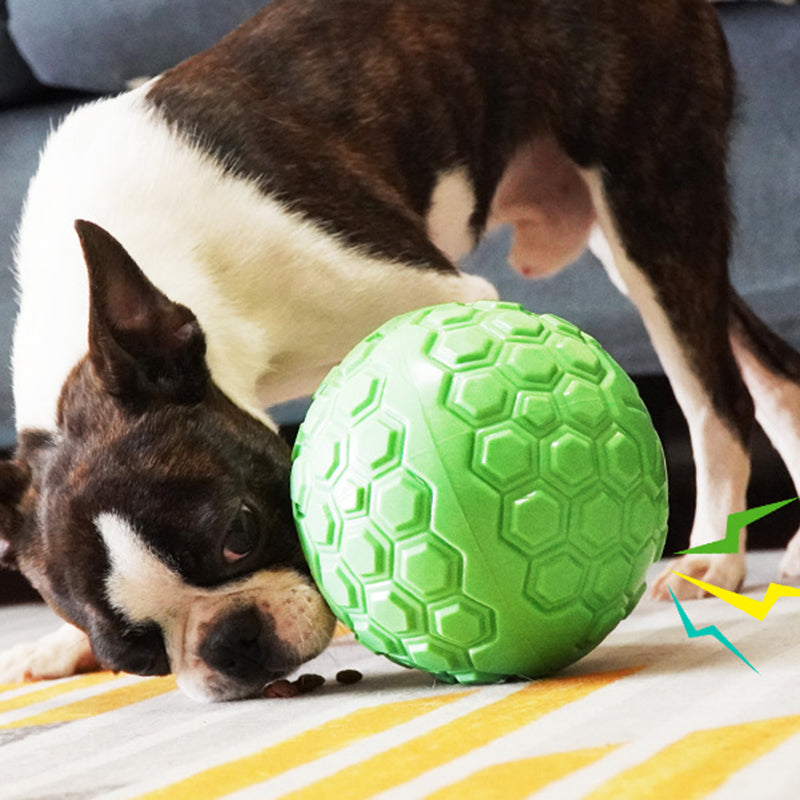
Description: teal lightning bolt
xmin=669 ymin=588 xmax=760 ymax=674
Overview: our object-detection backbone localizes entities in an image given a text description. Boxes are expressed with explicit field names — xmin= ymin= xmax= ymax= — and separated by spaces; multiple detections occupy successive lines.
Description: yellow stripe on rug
xmin=0 ymin=675 xmax=177 ymax=729
xmin=130 ymin=690 xmax=470 ymax=800
xmin=426 ymin=744 xmax=620 ymax=800
xmin=279 ymin=668 xmax=638 ymax=800
xmin=0 ymin=671 xmax=120 ymax=715
xmin=584 ymin=713 xmax=800 ymax=800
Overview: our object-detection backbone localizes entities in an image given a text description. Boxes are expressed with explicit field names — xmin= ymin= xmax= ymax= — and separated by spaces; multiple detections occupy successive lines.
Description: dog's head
xmin=0 ymin=220 xmax=335 ymax=701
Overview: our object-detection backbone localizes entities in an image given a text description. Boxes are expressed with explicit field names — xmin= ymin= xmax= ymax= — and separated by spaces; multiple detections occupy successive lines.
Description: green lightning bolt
xmin=676 ymin=498 xmax=797 ymax=556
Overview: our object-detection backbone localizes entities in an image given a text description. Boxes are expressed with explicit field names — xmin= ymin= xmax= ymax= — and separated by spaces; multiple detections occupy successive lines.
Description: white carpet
xmin=1 ymin=551 xmax=799 ymax=800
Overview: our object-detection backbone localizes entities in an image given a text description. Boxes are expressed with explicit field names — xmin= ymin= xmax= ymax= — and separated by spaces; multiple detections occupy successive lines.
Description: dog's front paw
xmin=0 ymin=623 xmax=98 ymax=684
xmin=650 ymin=553 xmax=746 ymax=601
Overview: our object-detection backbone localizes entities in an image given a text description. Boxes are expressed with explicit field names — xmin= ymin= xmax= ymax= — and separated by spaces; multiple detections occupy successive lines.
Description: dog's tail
xmin=729 ymin=291 xmax=800 ymax=502
xmin=729 ymin=292 xmax=800 ymax=382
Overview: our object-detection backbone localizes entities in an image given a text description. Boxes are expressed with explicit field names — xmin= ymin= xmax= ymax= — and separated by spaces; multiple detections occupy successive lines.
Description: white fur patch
xmin=97 ymin=512 xmax=188 ymax=626
xmin=588 ymin=224 xmax=628 ymax=296
xmin=425 ymin=167 xmax=477 ymax=262
xmin=13 ymin=87 xmax=496 ymax=432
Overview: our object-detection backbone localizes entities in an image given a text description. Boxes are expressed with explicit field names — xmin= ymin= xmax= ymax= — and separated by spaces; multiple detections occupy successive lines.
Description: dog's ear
xmin=75 ymin=220 xmax=209 ymax=409
xmin=0 ymin=458 xmax=32 ymax=569
xmin=0 ymin=431 xmax=54 ymax=570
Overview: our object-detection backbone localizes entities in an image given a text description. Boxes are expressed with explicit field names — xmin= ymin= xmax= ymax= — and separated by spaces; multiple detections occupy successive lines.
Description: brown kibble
xmin=335 ymin=669 xmax=363 ymax=685
xmin=264 ymin=679 xmax=299 ymax=699
xmin=294 ymin=673 xmax=326 ymax=694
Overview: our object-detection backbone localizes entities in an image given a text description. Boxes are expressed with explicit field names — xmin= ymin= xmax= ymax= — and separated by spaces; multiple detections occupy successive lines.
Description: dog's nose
xmin=199 ymin=607 xmax=277 ymax=683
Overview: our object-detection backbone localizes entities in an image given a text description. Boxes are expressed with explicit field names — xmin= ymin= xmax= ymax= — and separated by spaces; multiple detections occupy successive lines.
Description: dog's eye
xmin=223 ymin=504 xmax=260 ymax=563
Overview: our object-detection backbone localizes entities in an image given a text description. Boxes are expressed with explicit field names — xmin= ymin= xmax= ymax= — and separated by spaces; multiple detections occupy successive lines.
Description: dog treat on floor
xmin=295 ymin=673 xmax=326 ymax=693
xmin=264 ymin=674 xmax=327 ymax=698
xmin=336 ymin=670 xmax=364 ymax=685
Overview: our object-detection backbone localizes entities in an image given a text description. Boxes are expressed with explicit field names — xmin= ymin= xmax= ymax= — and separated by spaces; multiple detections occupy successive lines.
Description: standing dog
xmin=2 ymin=0 xmax=800 ymax=701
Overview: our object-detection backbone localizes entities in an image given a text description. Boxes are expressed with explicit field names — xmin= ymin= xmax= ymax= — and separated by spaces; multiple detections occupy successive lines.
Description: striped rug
xmin=2 ymin=550 xmax=799 ymax=800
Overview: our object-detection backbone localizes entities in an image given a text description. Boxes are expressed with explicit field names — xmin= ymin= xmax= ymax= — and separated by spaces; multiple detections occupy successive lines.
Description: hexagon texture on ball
xmin=291 ymin=301 xmax=668 ymax=684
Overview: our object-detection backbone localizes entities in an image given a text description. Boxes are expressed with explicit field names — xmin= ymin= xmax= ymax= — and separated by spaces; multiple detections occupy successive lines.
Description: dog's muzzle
xmin=198 ymin=606 xmax=293 ymax=690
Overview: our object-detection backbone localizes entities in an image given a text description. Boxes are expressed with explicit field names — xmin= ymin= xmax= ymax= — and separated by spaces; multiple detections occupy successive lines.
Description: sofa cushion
xmin=8 ymin=0 xmax=267 ymax=93
xmin=0 ymin=99 xmax=88 ymax=449
xmin=0 ymin=1 xmax=40 ymax=104
xmin=7 ymin=1 xmax=795 ymax=95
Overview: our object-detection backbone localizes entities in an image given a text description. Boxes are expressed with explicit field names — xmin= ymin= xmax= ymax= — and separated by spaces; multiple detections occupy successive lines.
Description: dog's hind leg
xmin=580 ymin=155 xmax=754 ymax=600
xmin=729 ymin=295 xmax=800 ymax=577
xmin=494 ymin=136 xmax=753 ymax=599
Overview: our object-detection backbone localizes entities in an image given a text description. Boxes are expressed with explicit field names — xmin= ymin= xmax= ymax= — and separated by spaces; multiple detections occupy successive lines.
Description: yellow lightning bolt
xmin=672 ymin=571 xmax=800 ymax=621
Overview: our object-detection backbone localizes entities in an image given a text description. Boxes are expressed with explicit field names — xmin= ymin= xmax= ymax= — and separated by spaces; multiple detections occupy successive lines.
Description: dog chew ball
xmin=291 ymin=301 xmax=668 ymax=684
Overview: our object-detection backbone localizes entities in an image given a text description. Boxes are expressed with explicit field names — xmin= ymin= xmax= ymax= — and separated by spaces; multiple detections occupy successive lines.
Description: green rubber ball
xmin=291 ymin=301 xmax=667 ymax=684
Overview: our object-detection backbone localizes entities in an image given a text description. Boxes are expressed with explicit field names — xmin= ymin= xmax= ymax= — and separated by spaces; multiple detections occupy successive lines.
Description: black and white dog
xmin=2 ymin=0 xmax=800 ymax=701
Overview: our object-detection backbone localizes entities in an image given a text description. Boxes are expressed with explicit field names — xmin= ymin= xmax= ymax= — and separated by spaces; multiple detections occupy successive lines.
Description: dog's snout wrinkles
xmin=199 ymin=607 xmax=274 ymax=682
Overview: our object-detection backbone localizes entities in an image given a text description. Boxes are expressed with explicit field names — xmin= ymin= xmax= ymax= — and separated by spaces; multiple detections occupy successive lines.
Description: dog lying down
xmin=2 ymin=0 xmax=800 ymax=701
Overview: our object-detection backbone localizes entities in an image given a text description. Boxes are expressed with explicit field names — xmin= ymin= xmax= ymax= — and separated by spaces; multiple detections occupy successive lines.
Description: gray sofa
xmin=1 ymin=0 xmax=799 ymax=452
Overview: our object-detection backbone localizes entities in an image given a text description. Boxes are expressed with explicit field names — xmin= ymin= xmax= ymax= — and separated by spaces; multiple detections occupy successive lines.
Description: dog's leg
xmin=0 ymin=622 xmax=99 ymax=683
xmin=729 ymin=295 xmax=800 ymax=577
xmin=581 ymin=167 xmax=753 ymax=600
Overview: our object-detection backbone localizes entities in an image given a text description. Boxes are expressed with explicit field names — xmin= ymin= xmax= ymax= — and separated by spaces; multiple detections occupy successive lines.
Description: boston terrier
xmin=2 ymin=0 xmax=800 ymax=701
